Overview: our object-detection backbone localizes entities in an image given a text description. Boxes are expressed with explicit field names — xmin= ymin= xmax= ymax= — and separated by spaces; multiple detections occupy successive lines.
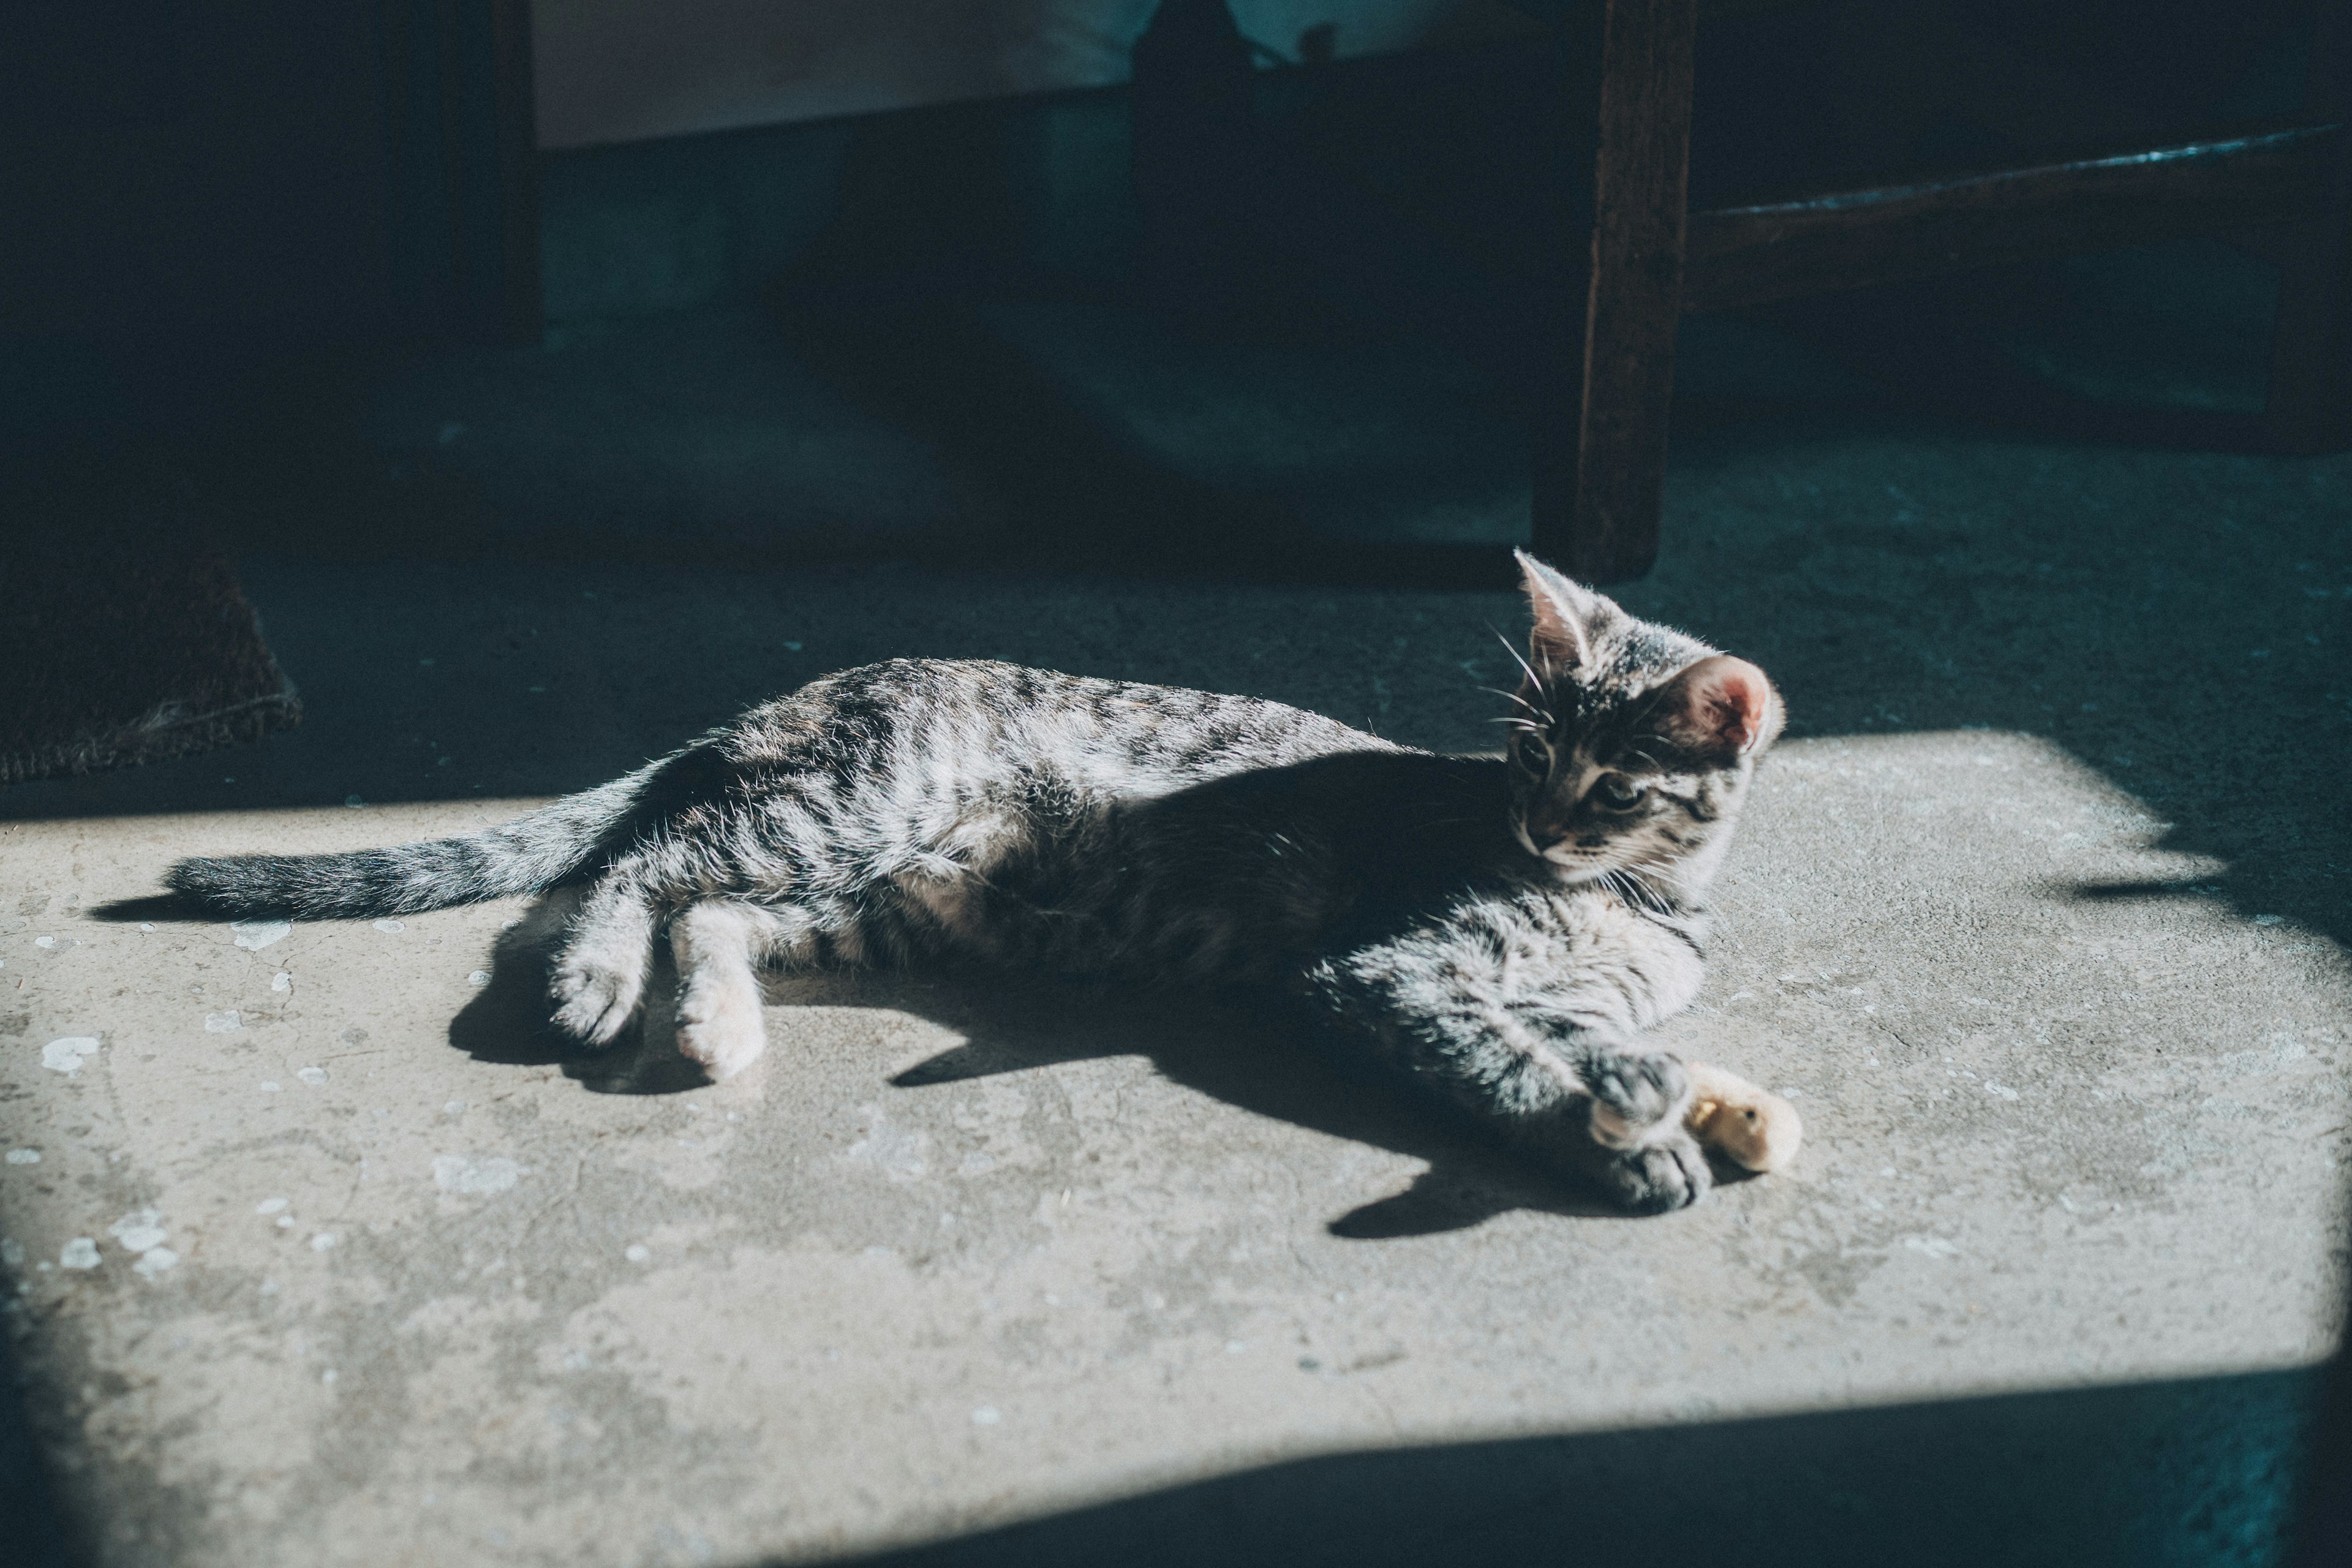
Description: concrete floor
xmin=4 ymin=404 xmax=2350 ymax=1565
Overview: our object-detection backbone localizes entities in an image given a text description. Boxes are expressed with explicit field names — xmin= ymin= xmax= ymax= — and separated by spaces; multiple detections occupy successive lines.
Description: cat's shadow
xmin=444 ymin=892 xmax=1673 ymax=1237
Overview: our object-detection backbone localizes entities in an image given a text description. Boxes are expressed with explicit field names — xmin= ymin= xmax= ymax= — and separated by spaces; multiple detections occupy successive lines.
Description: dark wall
xmin=0 ymin=1 xmax=533 ymax=457
xmin=1 ymin=4 xmax=391 ymax=431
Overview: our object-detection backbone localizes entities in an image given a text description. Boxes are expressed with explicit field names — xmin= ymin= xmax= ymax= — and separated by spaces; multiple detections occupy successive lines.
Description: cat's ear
xmin=1513 ymin=550 xmax=1616 ymax=674
xmin=1651 ymin=655 xmax=1782 ymax=760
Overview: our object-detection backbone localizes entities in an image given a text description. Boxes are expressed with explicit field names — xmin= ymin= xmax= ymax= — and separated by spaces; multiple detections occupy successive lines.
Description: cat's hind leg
xmin=549 ymin=870 xmax=659 ymax=1046
xmin=671 ymin=899 xmax=803 ymax=1080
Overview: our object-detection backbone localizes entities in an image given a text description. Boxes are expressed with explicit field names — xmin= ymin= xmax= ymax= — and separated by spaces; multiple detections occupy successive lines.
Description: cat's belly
xmin=891 ymin=836 xmax=1341 ymax=983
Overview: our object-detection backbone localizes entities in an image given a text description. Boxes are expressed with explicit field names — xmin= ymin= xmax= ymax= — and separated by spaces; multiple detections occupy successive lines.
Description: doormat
xmin=1 ymin=514 xmax=300 ymax=786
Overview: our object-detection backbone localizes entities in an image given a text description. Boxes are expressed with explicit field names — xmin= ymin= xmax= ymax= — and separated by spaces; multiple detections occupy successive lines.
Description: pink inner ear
xmin=1685 ymin=657 xmax=1771 ymax=754
xmin=1709 ymin=660 xmax=1770 ymax=752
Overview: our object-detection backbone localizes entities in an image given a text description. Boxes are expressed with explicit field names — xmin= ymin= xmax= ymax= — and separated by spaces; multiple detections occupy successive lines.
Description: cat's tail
xmin=164 ymin=758 xmax=673 ymax=919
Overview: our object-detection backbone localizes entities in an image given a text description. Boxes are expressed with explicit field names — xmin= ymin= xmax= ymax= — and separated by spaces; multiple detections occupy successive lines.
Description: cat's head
xmin=1502 ymin=551 xmax=1783 ymax=888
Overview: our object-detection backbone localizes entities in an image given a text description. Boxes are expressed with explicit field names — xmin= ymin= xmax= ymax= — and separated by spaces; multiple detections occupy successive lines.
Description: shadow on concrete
xmin=877 ymin=967 xmax=1671 ymax=1234
xmin=0 ymin=1318 xmax=72 ymax=1568
xmin=785 ymin=1366 xmax=2322 ymax=1568
xmin=440 ymin=907 xmax=1640 ymax=1234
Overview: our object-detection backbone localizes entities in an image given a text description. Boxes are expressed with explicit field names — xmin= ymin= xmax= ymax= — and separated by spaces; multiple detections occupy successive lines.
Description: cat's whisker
xmin=1491 ymin=631 xmax=1550 ymax=707
xmin=1480 ymin=686 xmax=1545 ymax=718
xmin=1618 ymin=864 xmax=1697 ymax=909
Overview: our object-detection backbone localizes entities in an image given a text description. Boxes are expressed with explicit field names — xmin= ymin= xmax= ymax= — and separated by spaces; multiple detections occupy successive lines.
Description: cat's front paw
xmin=1585 ymin=1052 xmax=1692 ymax=1150
xmin=1583 ymin=1129 xmax=1713 ymax=1214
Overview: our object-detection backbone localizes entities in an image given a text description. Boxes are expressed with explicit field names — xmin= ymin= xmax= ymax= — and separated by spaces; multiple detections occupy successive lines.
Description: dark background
xmin=2 ymin=4 xmax=2346 ymax=1565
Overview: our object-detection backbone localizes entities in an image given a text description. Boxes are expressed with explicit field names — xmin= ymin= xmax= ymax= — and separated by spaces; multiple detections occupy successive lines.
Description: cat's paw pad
xmin=675 ymin=989 xmax=767 ymax=1081
xmin=1586 ymin=1054 xmax=1692 ymax=1148
xmin=548 ymin=962 xmax=641 ymax=1047
xmin=1589 ymin=1131 xmax=1713 ymax=1215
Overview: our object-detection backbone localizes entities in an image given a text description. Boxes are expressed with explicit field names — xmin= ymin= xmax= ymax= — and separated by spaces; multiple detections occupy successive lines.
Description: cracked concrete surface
xmin=2 ymin=420 xmax=2349 ymax=1565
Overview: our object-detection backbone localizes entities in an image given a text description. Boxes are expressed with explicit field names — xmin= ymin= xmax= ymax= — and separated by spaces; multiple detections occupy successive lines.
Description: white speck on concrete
xmin=442 ymin=1101 xmax=466 ymax=1115
xmin=970 ymin=1406 xmax=1001 ymax=1426
xmin=256 ymin=1198 xmax=289 ymax=1215
xmin=205 ymin=1011 xmax=243 ymax=1033
xmin=260 ymin=1082 xmax=282 ymax=1093
xmin=2254 ymin=914 xmax=2284 ymax=926
xmin=321 ymin=1368 xmax=338 ymax=1384
xmin=232 ymin=919 xmax=291 ymax=951
xmin=309 ymin=1233 xmax=337 ymax=1251
xmin=848 ymin=1106 xmax=929 ymax=1180
xmin=110 ymin=1213 xmax=168 ymax=1253
xmin=276 ymin=1216 xmax=295 ymax=1229
xmin=296 ymin=1066 xmax=327 ymax=1087
xmin=372 ymin=920 xmax=405 ymax=935
xmin=432 ymin=1155 xmax=522 ymax=1195
xmin=138 ymin=922 xmax=155 ymax=932
xmin=1904 ymin=1236 xmax=1961 ymax=1259
xmin=132 ymin=1248 xmax=179 ymax=1278
xmin=59 ymin=1238 xmax=100 ymax=1270
xmin=1226 ymin=1340 xmax=1249 ymax=1354
xmin=34 ymin=937 xmax=58 ymax=949
xmin=271 ymin=972 xmax=292 ymax=993
xmin=625 ymin=1245 xmax=650 ymax=1263
xmin=1985 ymin=1081 xmax=2019 ymax=1100
xmin=6 ymin=1150 xmax=39 ymax=1166
xmin=42 ymin=1037 xmax=99 ymax=1072
xmin=467 ymin=970 xmax=491 ymax=986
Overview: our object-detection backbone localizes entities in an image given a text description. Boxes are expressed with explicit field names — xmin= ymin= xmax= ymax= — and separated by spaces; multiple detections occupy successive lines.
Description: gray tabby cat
xmin=168 ymin=553 xmax=1782 ymax=1212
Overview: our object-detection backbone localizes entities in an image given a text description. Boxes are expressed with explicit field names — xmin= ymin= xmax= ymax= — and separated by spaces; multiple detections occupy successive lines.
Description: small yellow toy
xmin=1683 ymin=1061 xmax=1803 ymax=1174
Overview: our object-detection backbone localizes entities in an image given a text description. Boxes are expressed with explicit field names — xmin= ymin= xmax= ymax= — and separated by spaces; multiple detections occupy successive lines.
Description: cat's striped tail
xmin=165 ymin=760 xmax=668 ymax=919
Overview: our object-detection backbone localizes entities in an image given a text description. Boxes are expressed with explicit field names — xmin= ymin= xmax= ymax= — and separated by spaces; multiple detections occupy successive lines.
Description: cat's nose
xmin=1523 ymin=807 xmax=1573 ymax=846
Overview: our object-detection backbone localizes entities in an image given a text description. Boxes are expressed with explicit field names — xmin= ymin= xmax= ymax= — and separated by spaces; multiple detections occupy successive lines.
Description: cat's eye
xmin=1515 ymin=731 xmax=1551 ymax=772
xmin=1591 ymin=774 xmax=1646 ymax=810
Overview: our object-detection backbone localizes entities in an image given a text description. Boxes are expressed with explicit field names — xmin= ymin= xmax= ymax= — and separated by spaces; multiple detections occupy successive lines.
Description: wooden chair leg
xmin=2266 ymin=0 xmax=2352 ymax=455
xmin=1532 ymin=0 xmax=1698 ymax=583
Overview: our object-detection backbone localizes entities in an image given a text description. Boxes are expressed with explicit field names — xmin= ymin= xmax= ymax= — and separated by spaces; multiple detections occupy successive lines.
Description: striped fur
xmin=167 ymin=764 xmax=663 ymax=919
xmin=165 ymin=554 xmax=1781 ymax=1212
